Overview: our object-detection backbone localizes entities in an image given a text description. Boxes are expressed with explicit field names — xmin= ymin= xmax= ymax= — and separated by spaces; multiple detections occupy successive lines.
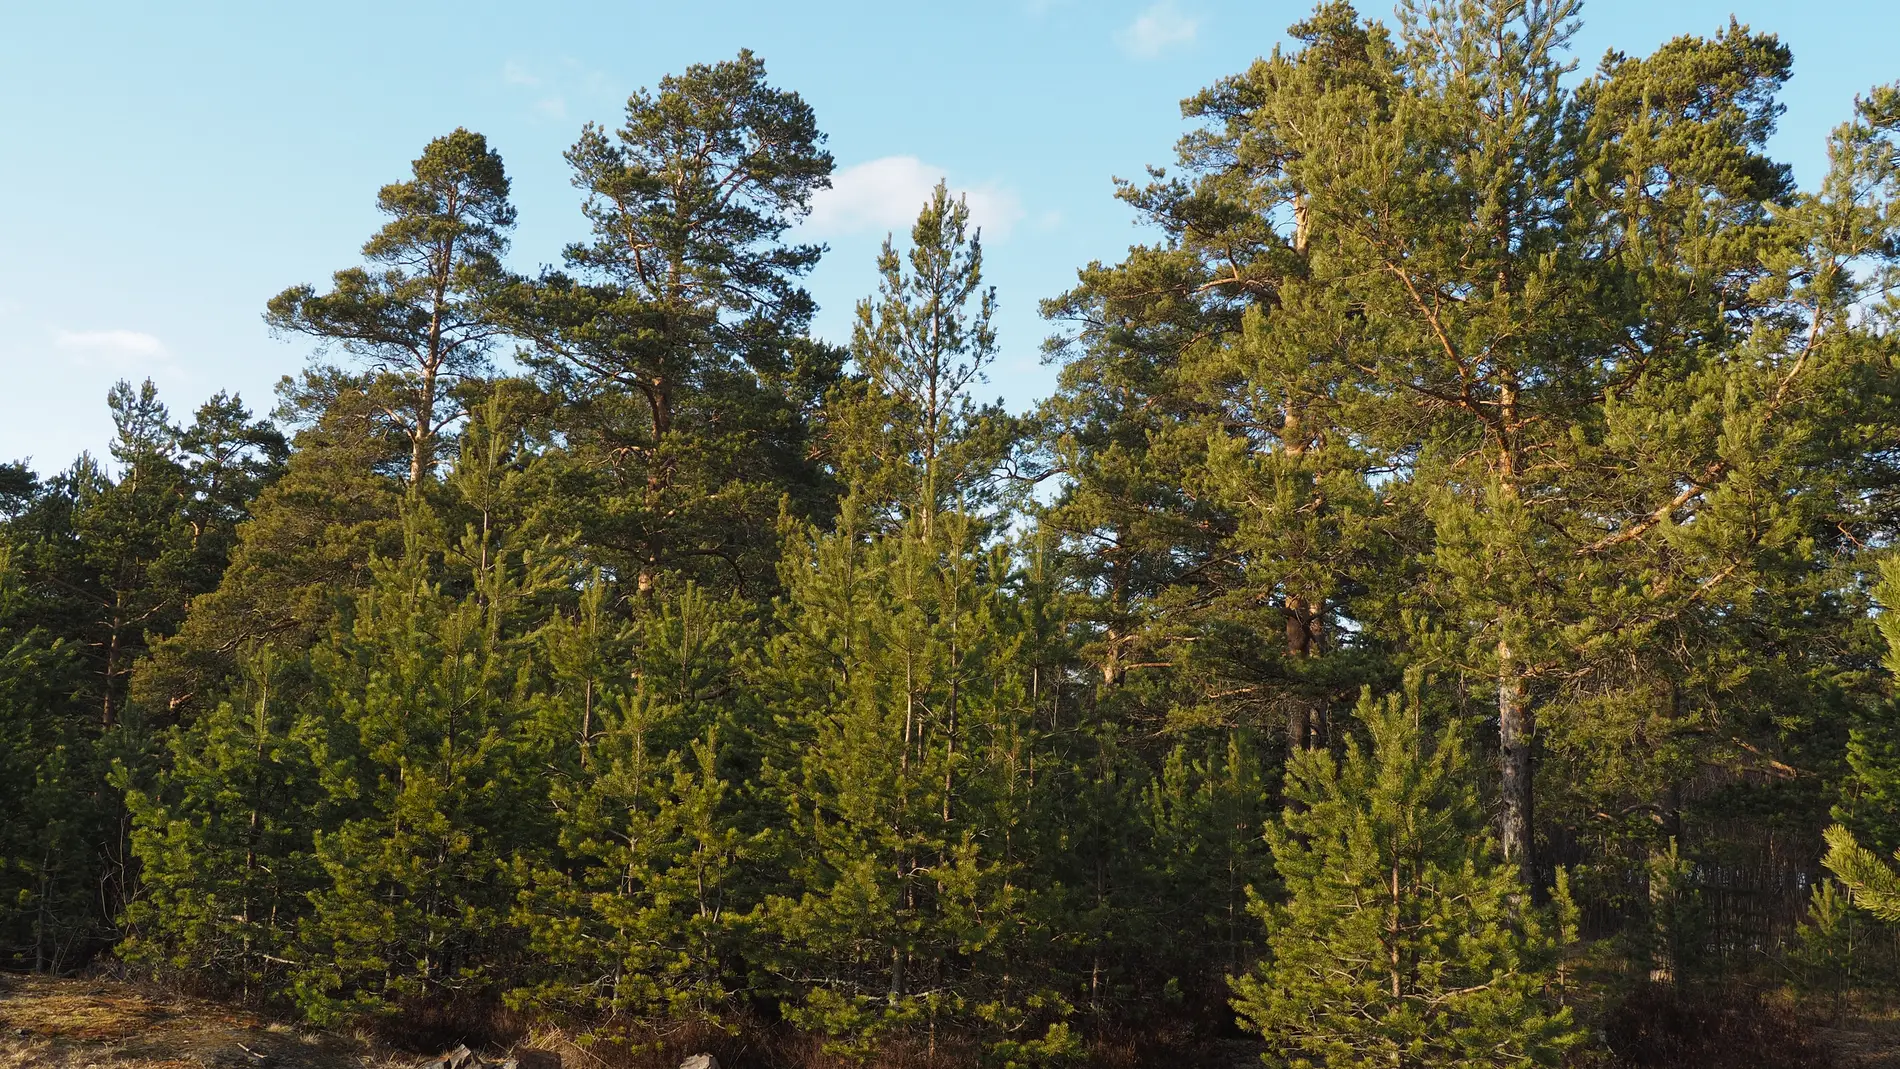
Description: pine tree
xmin=121 ymin=649 xmax=323 ymax=997
xmin=1230 ymin=687 xmax=1580 ymax=1068
xmin=513 ymin=581 xmax=755 ymax=1027
xmin=288 ymin=427 xmax=566 ymax=1021
xmin=1840 ymin=558 xmax=1900 ymax=855
xmin=0 ymin=542 xmax=99 ymax=972
xmin=1141 ymin=732 xmax=1273 ymax=984
xmin=832 ymin=181 xmax=1011 ymax=531
xmin=504 ymin=51 xmax=837 ymax=598
xmin=132 ymin=373 xmax=406 ymax=720
xmin=760 ymin=504 xmax=1048 ymax=1054
xmin=268 ymin=129 xmax=516 ymax=487
xmin=756 ymin=186 xmax=1058 ymax=1054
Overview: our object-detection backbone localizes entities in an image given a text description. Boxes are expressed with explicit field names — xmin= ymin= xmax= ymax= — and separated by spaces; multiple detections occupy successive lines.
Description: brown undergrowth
xmin=0 ymin=971 xmax=1264 ymax=1069
xmin=461 ymin=1014 xmax=1265 ymax=1069
xmin=0 ymin=971 xmax=396 ymax=1068
xmin=56 ymin=969 xmax=1900 ymax=1069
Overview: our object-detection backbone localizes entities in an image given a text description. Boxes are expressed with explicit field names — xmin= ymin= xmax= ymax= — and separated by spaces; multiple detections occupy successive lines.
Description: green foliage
xmin=1230 ymin=688 xmax=1581 ymax=1068
xmin=759 ymin=505 xmax=1050 ymax=1054
xmin=502 ymin=50 xmax=839 ymax=598
xmin=288 ymin=490 xmax=566 ymax=1022
xmin=1823 ymin=824 xmax=1900 ymax=924
xmin=6 ymin=14 xmax=1900 ymax=1068
xmin=268 ymin=128 xmax=516 ymax=486
xmin=512 ymin=582 xmax=755 ymax=1027
xmin=1790 ymin=880 xmax=1898 ymax=1004
xmin=121 ymin=651 xmax=322 ymax=996
xmin=0 ymin=545 xmax=101 ymax=971
xmin=832 ymin=181 xmax=1012 ymax=529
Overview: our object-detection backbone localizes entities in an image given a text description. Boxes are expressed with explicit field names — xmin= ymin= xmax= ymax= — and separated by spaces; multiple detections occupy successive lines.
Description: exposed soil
xmin=1814 ymin=1000 xmax=1900 ymax=1069
xmin=0 ymin=973 xmax=389 ymax=1069
xmin=9 ymin=970 xmax=1897 ymax=1069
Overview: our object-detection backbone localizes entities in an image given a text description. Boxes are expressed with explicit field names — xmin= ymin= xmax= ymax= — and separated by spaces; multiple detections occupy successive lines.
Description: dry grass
xmin=1812 ymin=995 xmax=1900 ymax=1069
xmin=0 ymin=972 xmax=396 ymax=1069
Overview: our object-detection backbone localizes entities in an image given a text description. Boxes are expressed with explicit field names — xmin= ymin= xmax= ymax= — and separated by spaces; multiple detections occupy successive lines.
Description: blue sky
xmin=2 ymin=0 xmax=1895 ymax=472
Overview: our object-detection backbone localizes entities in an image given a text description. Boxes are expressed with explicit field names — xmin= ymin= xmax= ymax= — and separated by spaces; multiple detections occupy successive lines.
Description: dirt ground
xmin=6 ymin=970 xmax=1899 ymax=1068
xmin=0 ymin=973 xmax=399 ymax=1069
xmin=1815 ymin=1000 xmax=1900 ymax=1069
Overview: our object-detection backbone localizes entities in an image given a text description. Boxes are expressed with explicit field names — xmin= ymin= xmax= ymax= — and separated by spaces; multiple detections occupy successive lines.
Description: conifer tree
xmin=833 ymin=181 xmax=1011 ymax=531
xmin=1230 ymin=687 xmax=1580 ymax=1068
xmin=0 ymin=542 xmax=98 ymax=972
xmin=1142 ymin=733 xmax=1273 ymax=982
xmin=506 ymin=51 xmax=837 ymax=597
xmin=121 ymin=650 xmax=323 ymax=996
xmin=132 ymin=374 xmax=405 ymax=720
xmin=761 ymin=504 xmax=1049 ymax=1054
xmin=758 ymin=190 xmax=1055 ymax=1055
xmin=268 ymin=129 xmax=516 ymax=487
xmin=289 ymin=423 xmax=566 ymax=1021
xmin=0 ymin=381 xmax=283 ymax=968
xmin=75 ymin=379 xmax=200 ymax=727
xmin=513 ymin=582 xmax=755 ymax=1027
xmin=1840 ymin=561 xmax=1900 ymax=855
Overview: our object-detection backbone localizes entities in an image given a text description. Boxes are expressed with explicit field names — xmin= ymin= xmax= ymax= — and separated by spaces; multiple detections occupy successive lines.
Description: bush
xmin=1601 ymin=985 xmax=1830 ymax=1069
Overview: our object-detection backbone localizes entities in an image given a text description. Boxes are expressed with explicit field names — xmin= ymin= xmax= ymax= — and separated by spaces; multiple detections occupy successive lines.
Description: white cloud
xmin=501 ymin=60 xmax=540 ymax=87
xmin=1118 ymin=1 xmax=1200 ymax=59
xmin=54 ymin=329 xmax=169 ymax=369
xmin=500 ymin=58 xmax=604 ymax=123
xmin=806 ymin=156 xmax=1026 ymax=242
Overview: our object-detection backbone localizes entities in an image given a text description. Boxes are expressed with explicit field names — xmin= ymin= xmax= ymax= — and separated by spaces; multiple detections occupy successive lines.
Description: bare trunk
xmin=409 ymin=365 xmax=436 ymax=487
xmin=638 ymin=378 xmax=673 ymax=596
xmin=580 ymin=678 xmax=594 ymax=770
xmin=1389 ymin=847 xmax=1402 ymax=999
xmin=1286 ymin=597 xmax=1313 ymax=752
xmin=1282 ymin=402 xmax=1320 ymax=754
xmin=1496 ymin=374 xmax=1534 ymax=889
xmin=101 ymin=615 xmax=121 ymax=727
xmin=1498 ymin=634 xmax=1533 ymax=889
xmin=412 ymin=237 xmax=452 ymax=487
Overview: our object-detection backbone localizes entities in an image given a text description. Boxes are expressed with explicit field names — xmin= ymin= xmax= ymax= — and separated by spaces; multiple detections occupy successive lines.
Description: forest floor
xmin=0 ymin=973 xmax=402 ymax=1069
xmin=6 ymin=969 xmax=1900 ymax=1069
xmin=1814 ymin=998 xmax=1900 ymax=1069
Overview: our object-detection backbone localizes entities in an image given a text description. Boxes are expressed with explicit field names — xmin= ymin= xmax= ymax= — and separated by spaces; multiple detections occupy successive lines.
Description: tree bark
xmin=1498 ymin=633 xmax=1533 ymax=889
xmin=638 ymin=375 xmax=673 ymax=596
xmin=1286 ymin=597 xmax=1314 ymax=752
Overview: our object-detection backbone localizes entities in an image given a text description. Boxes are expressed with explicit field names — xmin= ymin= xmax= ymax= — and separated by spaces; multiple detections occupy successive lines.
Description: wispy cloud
xmin=499 ymin=58 xmax=617 ymax=123
xmin=54 ymin=328 xmax=170 ymax=370
xmin=806 ymin=156 xmax=1026 ymax=242
xmin=1118 ymin=1 xmax=1200 ymax=59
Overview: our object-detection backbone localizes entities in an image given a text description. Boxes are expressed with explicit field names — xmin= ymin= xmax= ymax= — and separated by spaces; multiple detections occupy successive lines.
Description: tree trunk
xmin=409 ymin=365 xmax=436 ymax=487
xmin=1495 ymin=375 xmax=1534 ymax=890
xmin=1498 ymin=633 xmax=1533 ymax=889
xmin=1286 ymin=597 xmax=1313 ymax=752
xmin=638 ymin=377 xmax=673 ymax=596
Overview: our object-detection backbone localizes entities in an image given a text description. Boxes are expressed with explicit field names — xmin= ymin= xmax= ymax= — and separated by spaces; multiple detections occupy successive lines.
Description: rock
xmin=680 ymin=1055 xmax=720 ymax=1069
xmin=419 ymin=1045 xmax=484 ymax=1069
xmin=416 ymin=1042 xmax=559 ymax=1069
